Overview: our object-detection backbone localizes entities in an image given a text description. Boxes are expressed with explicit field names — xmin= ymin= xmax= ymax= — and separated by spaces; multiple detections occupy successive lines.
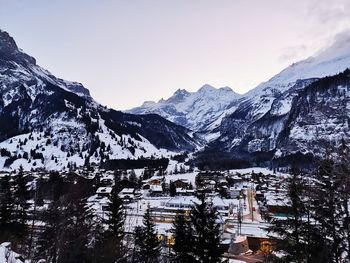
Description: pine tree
xmin=171 ymin=212 xmax=195 ymax=263
xmin=57 ymin=195 xmax=93 ymax=263
xmin=0 ymin=174 xmax=15 ymax=242
xmin=268 ymin=166 xmax=333 ymax=263
xmin=311 ymin=159 xmax=343 ymax=263
xmin=129 ymin=169 xmax=137 ymax=186
xmin=48 ymin=171 xmax=65 ymax=202
xmin=169 ymin=181 xmax=176 ymax=197
xmin=337 ymin=139 xmax=350 ymax=262
xmin=114 ymin=170 xmax=122 ymax=192
xmin=12 ymin=167 xmax=30 ymax=247
xmin=36 ymin=201 xmax=62 ymax=263
xmin=37 ymin=177 xmax=93 ymax=263
xmin=268 ymin=169 xmax=308 ymax=262
xmin=190 ymin=196 xmax=222 ymax=263
xmin=98 ymin=186 xmax=126 ymax=263
xmin=106 ymin=188 xmax=125 ymax=237
xmin=134 ymin=207 xmax=161 ymax=263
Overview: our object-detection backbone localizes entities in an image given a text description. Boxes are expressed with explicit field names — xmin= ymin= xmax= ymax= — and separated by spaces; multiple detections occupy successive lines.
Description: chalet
xmin=196 ymin=171 xmax=225 ymax=182
xmin=96 ymin=186 xmax=112 ymax=197
xmin=175 ymin=188 xmax=195 ymax=196
xmin=143 ymin=175 xmax=164 ymax=185
xmin=151 ymin=195 xmax=238 ymax=218
xmin=264 ymin=192 xmax=290 ymax=215
xmin=119 ymin=188 xmax=136 ymax=201
xmin=149 ymin=178 xmax=162 ymax=185
xmin=100 ymin=178 xmax=113 ymax=186
xmin=149 ymin=184 xmax=163 ymax=196
xmin=172 ymin=179 xmax=189 ymax=188
xmin=165 ymin=196 xmax=200 ymax=209
xmin=195 ymin=171 xmax=226 ymax=189
xmin=227 ymin=174 xmax=243 ymax=186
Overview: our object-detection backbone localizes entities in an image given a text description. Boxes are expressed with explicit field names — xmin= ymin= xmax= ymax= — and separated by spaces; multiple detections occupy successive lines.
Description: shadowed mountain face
xmin=0 ymin=29 xmax=199 ymax=171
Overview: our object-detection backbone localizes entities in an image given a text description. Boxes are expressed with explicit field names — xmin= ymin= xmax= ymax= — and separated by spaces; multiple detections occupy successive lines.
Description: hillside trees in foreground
xmin=171 ymin=212 xmax=196 ymax=263
xmin=134 ymin=207 xmax=161 ymax=263
xmin=269 ymin=142 xmax=350 ymax=263
xmin=0 ymin=167 xmax=30 ymax=254
xmin=94 ymin=184 xmax=127 ymax=263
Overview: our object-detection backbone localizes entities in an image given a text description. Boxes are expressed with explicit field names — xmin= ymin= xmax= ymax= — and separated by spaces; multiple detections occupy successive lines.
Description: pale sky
xmin=0 ymin=0 xmax=350 ymax=110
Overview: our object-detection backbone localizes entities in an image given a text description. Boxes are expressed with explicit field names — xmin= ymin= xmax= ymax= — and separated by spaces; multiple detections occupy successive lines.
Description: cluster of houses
xmin=252 ymin=172 xmax=290 ymax=218
xmin=90 ymin=168 xmax=291 ymax=221
xmin=0 ymin=165 xmax=292 ymax=259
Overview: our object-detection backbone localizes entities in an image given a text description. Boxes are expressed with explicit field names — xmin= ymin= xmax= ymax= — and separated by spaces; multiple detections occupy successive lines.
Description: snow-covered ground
xmin=0 ymin=116 xmax=182 ymax=171
xmin=0 ymin=243 xmax=28 ymax=263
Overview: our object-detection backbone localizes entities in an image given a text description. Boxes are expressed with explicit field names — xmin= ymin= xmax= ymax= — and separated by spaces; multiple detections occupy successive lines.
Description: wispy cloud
xmin=279 ymin=45 xmax=308 ymax=62
xmin=278 ymin=0 xmax=350 ymax=64
xmin=305 ymin=0 xmax=350 ymax=42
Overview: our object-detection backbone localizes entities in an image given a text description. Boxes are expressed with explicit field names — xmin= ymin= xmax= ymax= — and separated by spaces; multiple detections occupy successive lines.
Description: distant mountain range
xmin=0 ymin=29 xmax=199 ymax=171
xmin=128 ymin=84 xmax=241 ymax=132
xmin=129 ymin=34 xmax=350 ymax=168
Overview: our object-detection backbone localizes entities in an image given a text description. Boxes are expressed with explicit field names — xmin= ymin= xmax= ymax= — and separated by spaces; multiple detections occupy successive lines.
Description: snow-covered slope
xmin=197 ymin=35 xmax=350 ymax=167
xmin=128 ymin=84 xmax=241 ymax=131
xmin=0 ymin=29 xmax=199 ymax=171
xmin=247 ymin=34 xmax=350 ymax=97
xmin=242 ymin=34 xmax=350 ymax=120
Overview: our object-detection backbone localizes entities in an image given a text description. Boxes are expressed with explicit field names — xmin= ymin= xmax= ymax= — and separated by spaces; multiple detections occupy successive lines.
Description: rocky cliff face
xmin=277 ymin=70 xmax=350 ymax=158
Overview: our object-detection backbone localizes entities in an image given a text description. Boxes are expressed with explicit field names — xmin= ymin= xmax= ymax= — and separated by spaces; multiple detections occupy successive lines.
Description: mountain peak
xmin=0 ymin=29 xmax=91 ymax=97
xmin=219 ymin=86 xmax=233 ymax=92
xmin=0 ymin=29 xmax=36 ymax=65
xmin=174 ymin=88 xmax=190 ymax=96
xmin=198 ymin=84 xmax=216 ymax=92
xmin=0 ymin=29 xmax=18 ymax=53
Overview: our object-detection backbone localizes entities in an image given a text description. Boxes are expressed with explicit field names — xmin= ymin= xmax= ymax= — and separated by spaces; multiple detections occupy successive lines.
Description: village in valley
xmin=0 ymin=158 xmax=293 ymax=262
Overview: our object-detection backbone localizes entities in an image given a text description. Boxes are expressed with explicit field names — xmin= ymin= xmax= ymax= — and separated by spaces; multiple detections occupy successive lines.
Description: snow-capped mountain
xmin=0 ymin=29 xmax=199 ymax=171
xmin=238 ymin=34 xmax=350 ymax=123
xmin=127 ymin=84 xmax=241 ymax=132
xmin=0 ymin=30 xmax=90 ymax=103
xmin=196 ymin=35 xmax=350 ymax=168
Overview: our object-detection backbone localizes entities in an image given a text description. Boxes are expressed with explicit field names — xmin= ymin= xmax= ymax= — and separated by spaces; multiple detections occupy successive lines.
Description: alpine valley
xmin=1 ymin=28 xmax=350 ymax=171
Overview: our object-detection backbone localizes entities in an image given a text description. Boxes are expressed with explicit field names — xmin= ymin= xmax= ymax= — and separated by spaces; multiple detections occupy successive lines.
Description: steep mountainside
xmin=277 ymin=70 xmax=350 ymax=158
xmin=196 ymin=36 xmax=350 ymax=168
xmin=0 ymin=29 xmax=199 ymax=171
xmin=127 ymin=84 xmax=241 ymax=132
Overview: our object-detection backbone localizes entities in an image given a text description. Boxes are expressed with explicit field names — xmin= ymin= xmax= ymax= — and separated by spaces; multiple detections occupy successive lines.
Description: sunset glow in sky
xmin=1 ymin=0 xmax=350 ymax=109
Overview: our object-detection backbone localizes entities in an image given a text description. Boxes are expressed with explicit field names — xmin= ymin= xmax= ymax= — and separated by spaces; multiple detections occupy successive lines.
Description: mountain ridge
xmin=127 ymin=84 xmax=241 ymax=132
xmin=195 ymin=34 xmax=350 ymax=168
xmin=0 ymin=29 xmax=199 ymax=171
